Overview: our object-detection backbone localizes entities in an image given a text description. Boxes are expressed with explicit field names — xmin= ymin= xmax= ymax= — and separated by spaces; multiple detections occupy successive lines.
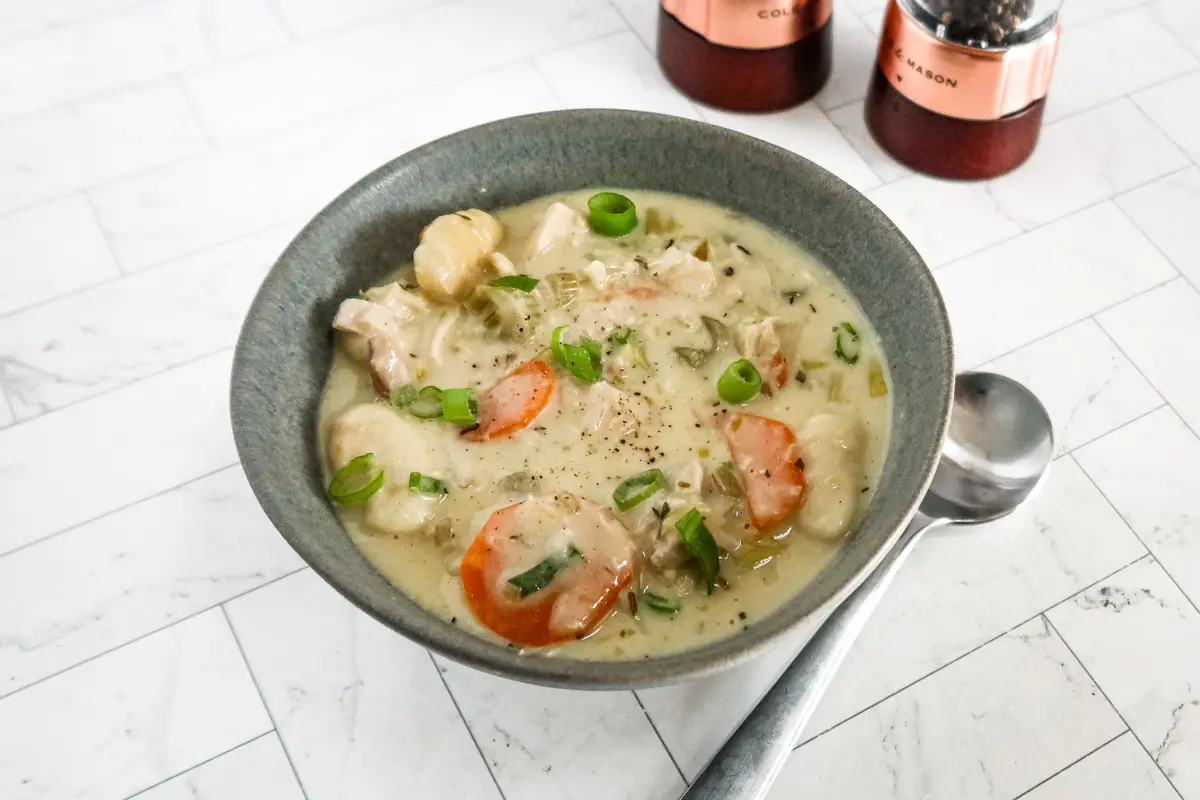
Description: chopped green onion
xmin=829 ymin=372 xmax=844 ymax=402
xmin=800 ymin=359 xmax=827 ymax=371
xmin=441 ymin=388 xmax=479 ymax=426
xmin=507 ymin=545 xmax=583 ymax=598
xmin=610 ymin=327 xmax=634 ymax=346
xmin=834 ymin=322 xmax=861 ymax=365
xmin=550 ymin=325 xmax=602 ymax=384
xmin=329 ymin=453 xmax=385 ymax=505
xmin=489 ymin=274 xmax=540 ymax=292
xmin=642 ymin=591 xmax=681 ymax=615
xmin=675 ymin=508 xmax=720 ymax=594
xmin=408 ymin=386 xmax=444 ymax=419
xmin=408 ymin=471 xmax=449 ymax=495
xmin=717 ymin=359 xmax=762 ymax=404
xmin=389 ymin=385 xmax=418 ymax=408
xmin=868 ymin=358 xmax=889 ymax=398
xmin=613 ymin=468 xmax=668 ymax=511
xmin=587 ymin=192 xmax=637 ymax=237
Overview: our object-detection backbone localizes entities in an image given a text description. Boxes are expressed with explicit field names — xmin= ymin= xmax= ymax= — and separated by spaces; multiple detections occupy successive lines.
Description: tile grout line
xmin=220 ymin=605 xmax=313 ymax=800
xmin=0 ymin=565 xmax=309 ymax=705
xmin=1010 ymin=729 xmax=1129 ymax=800
xmin=1042 ymin=613 xmax=1187 ymax=799
xmin=1091 ymin=293 xmax=1200 ymax=453
xmin=632 ymin=690 xmax=689 ymax=785
xmin=1069 ymin=451 xmax=1200 ymax=623
xmin=1130 ymin=69 xmax=1200 ymax=169
xmin=0 ymin=344 xmax=237 ymax=434
xmin=1111 ymin=198 xmax=1200 ymax=298
xmin=0 ymin=218 xmax=297 ymax=321
xmin=960 ymin=273 xmax=1180 ymax=372
xmin=0 ymin=460 xmax=241 ymax=561
xmin=80 ymin=189 xmax=128 ymax=276
xmin=932 ymin=163 xmax=1196 ymax=277
xmin=174 ymin=75 xmax=221 ymax=150
xmin=120 ymin=730 xmax=278 ymax=800
xmin=1059 ymin=401 xmax=1168 ymax=458
xmin=427 ymin=653 xmax=511 ymax=800
xmin=790 ymin=552 xmax=1154 ymax=751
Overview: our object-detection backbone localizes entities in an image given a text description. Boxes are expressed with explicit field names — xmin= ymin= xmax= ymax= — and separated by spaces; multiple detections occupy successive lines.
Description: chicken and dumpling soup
xmin=318 ymin=189 xmax=892 ymax=658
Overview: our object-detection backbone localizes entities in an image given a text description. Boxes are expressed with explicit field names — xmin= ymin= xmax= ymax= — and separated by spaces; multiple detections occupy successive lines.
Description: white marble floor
xmin=0 ymin=0 xmax=1198 ymax=798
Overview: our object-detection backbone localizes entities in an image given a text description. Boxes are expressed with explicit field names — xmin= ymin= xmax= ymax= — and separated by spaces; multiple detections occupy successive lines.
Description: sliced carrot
xmin=465 ymin=359 xmax=554 ymax=442
xmin=460 ymin=502 xmax=631 ymax=647
xmin=718 ymin=413 xmax=807 ymax=532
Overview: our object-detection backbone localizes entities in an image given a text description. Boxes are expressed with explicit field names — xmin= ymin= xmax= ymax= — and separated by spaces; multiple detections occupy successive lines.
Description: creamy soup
xmin=318 ymin=189 xmax=892 ymax=659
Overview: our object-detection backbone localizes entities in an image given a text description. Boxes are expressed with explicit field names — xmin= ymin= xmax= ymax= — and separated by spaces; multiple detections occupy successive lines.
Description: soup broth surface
xmin=319 ymin=189 xmax=892 ymax=658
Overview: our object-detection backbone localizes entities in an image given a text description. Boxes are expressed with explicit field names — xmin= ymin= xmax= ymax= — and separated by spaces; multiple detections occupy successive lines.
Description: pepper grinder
xmin=865 ymin=0 xmax=1062 ymax=180
xmin=658 ymin=0 xmax=833 ymax=113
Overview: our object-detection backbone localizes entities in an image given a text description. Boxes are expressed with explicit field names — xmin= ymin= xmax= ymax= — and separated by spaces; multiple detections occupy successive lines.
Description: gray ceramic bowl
xmin=231 ymin=109 xmax=953 ymax=689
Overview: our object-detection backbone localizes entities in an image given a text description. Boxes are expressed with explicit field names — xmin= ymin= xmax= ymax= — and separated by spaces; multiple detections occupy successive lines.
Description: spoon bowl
xmin=683 ymin=372 xmax=1053 ymax=800
xmin=921 ymin=371 xmax=1054 ymax=524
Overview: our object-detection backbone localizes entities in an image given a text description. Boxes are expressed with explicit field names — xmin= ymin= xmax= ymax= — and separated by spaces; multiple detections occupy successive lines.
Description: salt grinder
xmin=658 ymin=0 xmax=834 ymax=113
xmin=865 ymin=0 xmax=1062 ymax=180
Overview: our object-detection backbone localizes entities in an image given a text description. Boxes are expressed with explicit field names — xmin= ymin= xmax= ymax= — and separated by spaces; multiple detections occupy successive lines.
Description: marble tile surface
xmin=937 ymin=202 xmax=1177 ymax=368
xmin=1048 ymin=558 xmax=1200 ymax=798
xmin=182 ymin=0 xmax=622 ymax=144
xmin=438 ymin=657 xmax=685 ymax=800
xmin=135 ymin=734 xmax=305 ymax=800
xmin=982 ymin=319 xmax=1163 ymax=456
xmin=1022 ymin=733 xmax=1180 ymax=800
xmin=0 ymin=351 xmax=237 ymax=555
xmin=862 ymin=98 xmax=1187 ymax=267
xmin=695 ymin=102 xmax=880 ymax=192
xmin=0 ymin=466 xmax=303 ymax=696
xmin=1075 ymin=406 xmax=1200 ymax=607
xmin=89 ymin=63 xmax=559 ymax=271
xmin=270 ymin=0 xmax=438 ymax=39
xmin=1045 ymin=8 xmax=1198 ymax=124
xmin=0 ymin=224 xmax=292 ymax=419
xmin=0 ymin=194 xmax=119 ymax=316
xmin=0 ymin=610 xmax=270 ymax=800
xmin=0 ymin=0 xmax=1196 ymax=798
xmin=770 ymin=618 xmax=1125 ymax=799
xmin=224 ymin=570 xmax=502 ymax=800
xmin=0 ymin=80 xmax=208 ymax=216
xmin=534 ymin=32 xmax=701 ymax=120
xmin=1117 ymin=166 xmax=1200 ymax=287
xmin=0 ymin=0 xmax=288 ymax=122
xmin=1097 ymin=278 xmax=1200 ymax=435
xmin=1135 ymin=71 xmax=1200 ymax=165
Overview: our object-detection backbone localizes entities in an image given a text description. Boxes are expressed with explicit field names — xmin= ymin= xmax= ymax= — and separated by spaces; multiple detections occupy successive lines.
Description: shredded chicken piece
xmin=527 ymin=202 xmax=588 ymax=259
xmin=333 ymin=296 xmax=417 ymax=394
xmin=489 ymin=251 xmax=517 ymax=276
xmin=580 ymin=383 xmax=648 ymax=438
xmin=429 ymin=308 xmax=460 ymax=366
xmin=736 ymin=317 xmax=792 ymax=390
xmin=649 ymin=246 xmax=716 ymax=298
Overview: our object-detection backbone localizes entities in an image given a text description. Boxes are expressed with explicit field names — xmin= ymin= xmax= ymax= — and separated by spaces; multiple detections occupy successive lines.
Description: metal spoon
xmin=682 ymin=371 xmax=1054 ymax=800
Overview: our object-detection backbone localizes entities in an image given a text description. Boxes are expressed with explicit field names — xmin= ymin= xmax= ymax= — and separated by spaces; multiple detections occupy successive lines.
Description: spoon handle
xmin=680 ymin=511 xmax=942 ymax=800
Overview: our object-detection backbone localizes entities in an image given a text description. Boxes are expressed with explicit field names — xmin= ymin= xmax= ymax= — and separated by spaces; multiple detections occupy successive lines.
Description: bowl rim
xmin=232 ymin=108 xmax=954 ymax=689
